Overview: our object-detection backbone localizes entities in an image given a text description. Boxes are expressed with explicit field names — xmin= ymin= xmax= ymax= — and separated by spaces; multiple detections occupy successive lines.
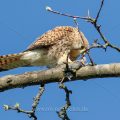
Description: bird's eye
xmin=81 ymin=46 xmax=84 ymax=49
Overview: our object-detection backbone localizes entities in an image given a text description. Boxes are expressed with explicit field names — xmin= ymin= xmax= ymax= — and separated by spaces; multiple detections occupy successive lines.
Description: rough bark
xmin=0 ymin=62 xmax=120 ymax=92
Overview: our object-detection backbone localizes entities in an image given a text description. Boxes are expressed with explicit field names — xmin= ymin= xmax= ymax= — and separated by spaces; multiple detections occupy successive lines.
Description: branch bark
xmin=0 ymin=62 xmax=120 ymax=92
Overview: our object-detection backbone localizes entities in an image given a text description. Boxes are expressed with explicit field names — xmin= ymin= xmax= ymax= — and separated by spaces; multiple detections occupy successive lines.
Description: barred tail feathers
xmin=0 ymin=52 xmax=29 ymax=72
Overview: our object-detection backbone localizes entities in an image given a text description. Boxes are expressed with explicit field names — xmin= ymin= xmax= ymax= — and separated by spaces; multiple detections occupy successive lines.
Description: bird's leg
xmin=61 ymin=53 xmax=75 ymax=83
xmin=64 ymin=53 xmax=69 ymax=71
xmin=62 ymin=53 xmax=85 ymax=83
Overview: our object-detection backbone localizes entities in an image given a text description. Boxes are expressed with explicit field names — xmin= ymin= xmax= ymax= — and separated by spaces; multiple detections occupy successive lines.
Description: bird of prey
xmin=0 ymin=26 xmax=89 ymax=72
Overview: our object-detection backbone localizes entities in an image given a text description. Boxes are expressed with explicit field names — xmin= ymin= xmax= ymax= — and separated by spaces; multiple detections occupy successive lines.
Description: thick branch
xmin=0 ymin=62 xmax=120 ymax=92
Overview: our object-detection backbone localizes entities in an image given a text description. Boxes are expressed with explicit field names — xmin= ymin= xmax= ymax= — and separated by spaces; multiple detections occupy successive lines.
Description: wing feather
xmin=27 ymin=26 xmax=74 ymax=50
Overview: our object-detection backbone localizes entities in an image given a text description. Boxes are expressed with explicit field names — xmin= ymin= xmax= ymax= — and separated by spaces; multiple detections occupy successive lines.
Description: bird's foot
xmin=60 ymin=61 xmax=85 ymax=83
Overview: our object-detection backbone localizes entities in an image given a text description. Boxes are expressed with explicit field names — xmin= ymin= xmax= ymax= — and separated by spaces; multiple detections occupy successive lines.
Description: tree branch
xmin=3 ymin=84 xmax=45 ymax=120
xmin=0 ymin=62 xmax=120 ymax=92
xmin=57 ymin=83 xmax=72 ymax=120
xmin=46 ymin=0 xmax=120 ymax=52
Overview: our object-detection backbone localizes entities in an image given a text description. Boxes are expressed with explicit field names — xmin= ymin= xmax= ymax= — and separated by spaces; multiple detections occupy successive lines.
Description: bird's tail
xmin=0 ymin=52 xmax=29 ymax=72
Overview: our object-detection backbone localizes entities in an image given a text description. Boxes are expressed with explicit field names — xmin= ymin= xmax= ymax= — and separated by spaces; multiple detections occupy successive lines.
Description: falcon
xmin=0 ymin=26 xmax=89 ymax=72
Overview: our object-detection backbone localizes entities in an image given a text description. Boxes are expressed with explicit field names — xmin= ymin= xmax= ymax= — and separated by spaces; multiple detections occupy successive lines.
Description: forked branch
xmin=46 ymin=0 xmax=120 ymax=52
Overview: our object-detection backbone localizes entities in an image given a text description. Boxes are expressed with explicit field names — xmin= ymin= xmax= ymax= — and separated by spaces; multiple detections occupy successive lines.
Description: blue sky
xmin=0 ymin=0 xmax=120 ymax=120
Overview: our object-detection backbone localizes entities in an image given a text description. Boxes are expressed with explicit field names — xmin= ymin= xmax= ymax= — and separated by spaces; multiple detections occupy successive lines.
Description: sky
xmin=0 ymin=0 xmax=120 ymax=120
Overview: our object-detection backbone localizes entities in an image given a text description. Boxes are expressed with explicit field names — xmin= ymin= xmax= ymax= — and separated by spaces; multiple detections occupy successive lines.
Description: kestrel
xmin=0 ymin=26 xmax=89 ymax=72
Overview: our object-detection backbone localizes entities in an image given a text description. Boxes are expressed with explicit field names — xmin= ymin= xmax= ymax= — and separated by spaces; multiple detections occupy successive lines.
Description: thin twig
xmin=32 ymin=84 xmax=45 ymax=113
xmin=88 ymin=39 xmax=107 ymax=51
xmin=85 ymin=0 xmax=120 ymax=52
xmin=46 ymin=6 xmax=87 ymax=20
xmin=3 ymin=84 xmax=45 ymax=120
xmin=46 ymin=0 xmax=120 ymax=52
xmin=95 ymin=0 xmax=104 ymax=23
xmin=57 ymin=83 xmax=72 ymax=120
xmin=73 ymin=18 xmax=79 ymax=30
